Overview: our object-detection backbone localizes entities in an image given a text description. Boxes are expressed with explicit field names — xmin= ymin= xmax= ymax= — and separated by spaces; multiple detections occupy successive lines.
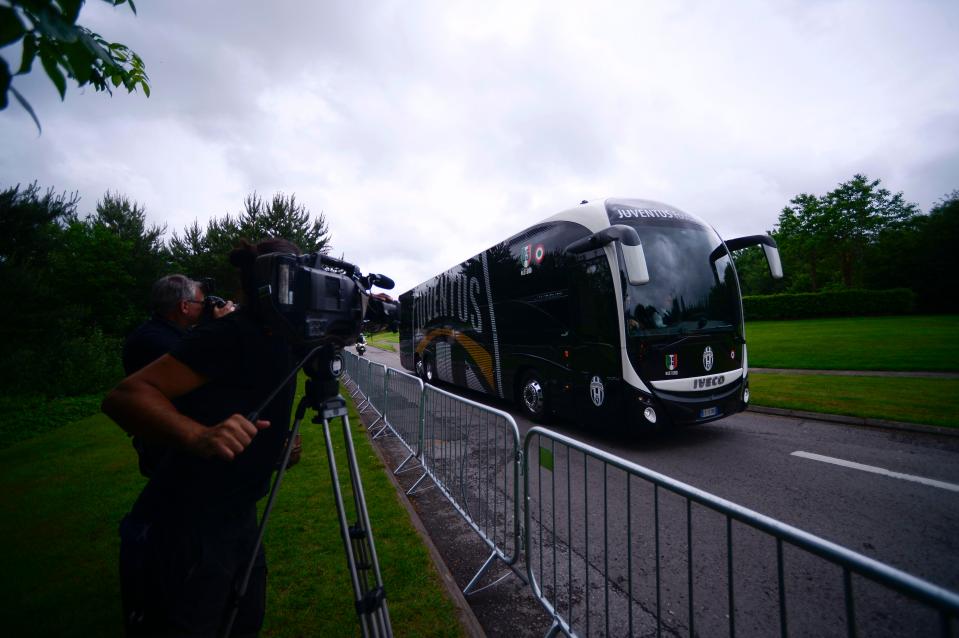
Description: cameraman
xmin=103 ymin=238 xmax=301 ymax=637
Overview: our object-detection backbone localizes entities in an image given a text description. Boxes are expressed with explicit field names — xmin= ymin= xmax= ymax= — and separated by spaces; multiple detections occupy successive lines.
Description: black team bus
xmin=398 ymin=198 xmax=783 ymax=429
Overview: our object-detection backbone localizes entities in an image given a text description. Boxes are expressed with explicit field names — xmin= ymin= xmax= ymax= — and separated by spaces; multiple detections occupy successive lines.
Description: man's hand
xmin=212 ymin=299 xmax=237 ymax=320
xmin=192 ymin=414 xmax=270 ymax=460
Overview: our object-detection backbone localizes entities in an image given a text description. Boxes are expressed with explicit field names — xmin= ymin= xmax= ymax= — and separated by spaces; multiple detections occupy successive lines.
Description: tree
xmin=912 ymin=191 xmax=959 ymax=312
xmin=0 ymin=180 xmax=78 ymax=265
xmin=767 ymin=175 xmax=919 ymax=292
xmin=237 ymin=191 xmax=332 ymax=254
xmin=821 ymin=175 xmax=918 ymax=288
xmin=169 ymin=192 xmax=332 ymax=298
xmin=0 ymin=0 xmax=149 ymax=131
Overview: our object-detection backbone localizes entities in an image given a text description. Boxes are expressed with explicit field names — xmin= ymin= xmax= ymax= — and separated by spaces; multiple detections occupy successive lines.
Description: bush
xmin=0 ymin=328 xmax=123 ymax=398
xmin=742 ymin=288 xmax=916 ymax=321
xmin=0 ymin=394 xmax=104 ymax=448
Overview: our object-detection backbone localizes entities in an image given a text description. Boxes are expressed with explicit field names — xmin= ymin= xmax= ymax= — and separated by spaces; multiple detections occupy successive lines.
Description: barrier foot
xmin=371 ymin=424 xmax=390 ymax=440
xmin=544 ymin=620 xmax=565 ymax=638
xmin=357 ymin=398 xmax=370 ymax=411
xmin=406 ymin=471 xmax=431 ymax=496
xmin=367 ymin=415 xmax=383 ymax=430
xmin=463 ymin=550 xmax=513 ymax=596
xmin=394 ymin=453 xmax=420 ymax=475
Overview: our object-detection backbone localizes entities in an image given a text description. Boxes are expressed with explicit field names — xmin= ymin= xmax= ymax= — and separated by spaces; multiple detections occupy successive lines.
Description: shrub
xmin=742 ymin=288 xmax=916 ymax=321
xmin=0 ymin=329 xmax=123 ymax=398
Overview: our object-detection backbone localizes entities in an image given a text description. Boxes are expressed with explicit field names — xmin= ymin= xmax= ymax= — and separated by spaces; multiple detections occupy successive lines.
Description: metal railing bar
xmin=627 ymin=475 xmax=634 ymax=637
xmin=552 ymin=437 xmax=558 ymax=613
xmin=604 ymin=462 xmax=610 ymax=638
xmin=584 ymin=450 xmax=591 ymax=638
xmin=655 ymin=483 xmax=661 ymax=638
xmin=777 ymin=538 xmax=787 ymax=638
xmin=688 ymin=497 xmax=694 ymax=638
xmin=844 ymin=568 xmax=857 ymax=638
xmin=727 ymin=516 xmax=736 ymax=638
xmin=523 ymin=427 xmax=959 ymax=615
xmin=566 ymin=443 xmax=573 ymax=623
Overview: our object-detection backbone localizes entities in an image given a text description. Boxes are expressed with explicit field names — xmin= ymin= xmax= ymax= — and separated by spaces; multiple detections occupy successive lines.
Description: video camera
xmin=253 ymin=252 xmax=395 ymax=350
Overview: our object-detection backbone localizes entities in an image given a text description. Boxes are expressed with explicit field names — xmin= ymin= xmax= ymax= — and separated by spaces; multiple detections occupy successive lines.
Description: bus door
xmin=567 ymin=250 xmax=622 ymax=424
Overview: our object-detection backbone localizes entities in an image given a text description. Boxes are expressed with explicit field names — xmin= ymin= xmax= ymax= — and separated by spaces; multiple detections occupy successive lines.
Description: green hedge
xmin=742 ymin=288 xmax=916 ymax=320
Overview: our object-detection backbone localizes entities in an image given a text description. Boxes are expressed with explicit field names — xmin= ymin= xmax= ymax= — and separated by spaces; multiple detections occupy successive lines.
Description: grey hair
xmin=151 ymin=275 xmax=201 ymax=315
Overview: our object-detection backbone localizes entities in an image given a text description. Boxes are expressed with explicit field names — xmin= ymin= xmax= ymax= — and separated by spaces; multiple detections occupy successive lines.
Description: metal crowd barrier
xmin=381 ymin=368 xmax=424 ymax=466
xmin=412 ymin=384 xmax=522 ymax=594
xmin=341 ymin=350 xmax=360 ymax=393
xmin=355 ymin=357 xmax=372 ymax=409
xmin=363 ymin=362 xmax=388 ymax=432
xmin=524 ymin=427 xmax=959 ymax=638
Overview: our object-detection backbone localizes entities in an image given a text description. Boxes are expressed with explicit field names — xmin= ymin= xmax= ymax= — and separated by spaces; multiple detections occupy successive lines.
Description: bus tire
xmin=519 ymin=370 xmax=549 ymax=422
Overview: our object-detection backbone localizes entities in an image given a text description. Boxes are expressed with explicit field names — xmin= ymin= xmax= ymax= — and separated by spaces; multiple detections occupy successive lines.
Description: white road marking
xmin=791 ymin=451 xmax=959 ymax=493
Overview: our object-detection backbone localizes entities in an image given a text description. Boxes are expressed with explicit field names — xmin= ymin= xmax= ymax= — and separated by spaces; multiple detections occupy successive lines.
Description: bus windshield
xmin=620 ymin=220 xmax=743 ymax=341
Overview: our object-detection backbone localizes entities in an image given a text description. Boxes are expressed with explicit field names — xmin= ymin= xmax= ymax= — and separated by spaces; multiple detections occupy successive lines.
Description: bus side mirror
xmin=761 ymin=244 xmax=783 ymax=279
xmin=565 ymin=224 xmax=650 ymax=285
xmin=723 ymin=234 xmax=783 ymax=280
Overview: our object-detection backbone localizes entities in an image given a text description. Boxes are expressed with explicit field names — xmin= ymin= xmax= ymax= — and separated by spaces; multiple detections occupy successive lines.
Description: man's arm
xmin=102 ymin=354 xmax=270 ymax=461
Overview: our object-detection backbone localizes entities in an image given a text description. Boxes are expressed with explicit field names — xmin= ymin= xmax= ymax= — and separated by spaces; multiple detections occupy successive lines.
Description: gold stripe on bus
xmin=415 ymin=328 xmax=495 ymax=390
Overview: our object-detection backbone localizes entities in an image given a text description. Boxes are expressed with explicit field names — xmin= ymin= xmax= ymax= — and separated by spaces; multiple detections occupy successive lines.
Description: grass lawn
xmin=0 ymin=381 xmax=463 ymax=637
xmin=366 ymin=331 xmax=399 ymax=352
xmin=749 ymin=374 xmax=959 ymax=428
xmin=745 ymin=315 xmax=959 ymax=371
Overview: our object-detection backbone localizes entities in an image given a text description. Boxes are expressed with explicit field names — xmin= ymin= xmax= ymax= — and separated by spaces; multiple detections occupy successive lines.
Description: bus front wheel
xmin=519 ymin=371 xmax=549 ymax=422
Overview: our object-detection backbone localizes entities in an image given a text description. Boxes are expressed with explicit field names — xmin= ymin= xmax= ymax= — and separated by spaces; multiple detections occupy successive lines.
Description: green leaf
xmin=139 ymin=79 xmax=149 ymax=97
xmin=0 ymin=57 xmax=11 ymax=109
xmin=10 ymin=85 xmax=42 ymax=134
xmin=0 ymin=7 xmax=27 ymax=47
xmin=55 ymin=0 xmax=85 ymax=24
xmin=34 ymin=7 xmax=79 ymax=42
xmin=39 ymin=49 xmax=66 ymax=99
xmin=79 ymin=30 xmax=117 ymax=67
xmin=17 ymin=34 xmax=38 ymax=75
xmin=63 ymin=40 xmax=93 ymax=85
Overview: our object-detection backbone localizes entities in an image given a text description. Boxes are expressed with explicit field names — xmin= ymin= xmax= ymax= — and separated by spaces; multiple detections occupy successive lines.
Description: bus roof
xmin=543 ymin=198 xmax=709 ymax=233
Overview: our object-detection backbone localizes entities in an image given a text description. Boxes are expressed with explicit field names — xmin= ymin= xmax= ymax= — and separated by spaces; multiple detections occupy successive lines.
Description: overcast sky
xmin=2 ymin=0 xmax=957 ymax=294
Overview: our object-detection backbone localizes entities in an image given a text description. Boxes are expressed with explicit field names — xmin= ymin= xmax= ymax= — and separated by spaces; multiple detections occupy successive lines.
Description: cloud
xmin=2 ymin=0 xmax=957 ymax=294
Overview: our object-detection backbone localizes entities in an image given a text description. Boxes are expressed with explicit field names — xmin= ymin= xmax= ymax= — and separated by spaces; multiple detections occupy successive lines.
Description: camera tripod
xmin=220 ymin=346 xmax=392 ymax=638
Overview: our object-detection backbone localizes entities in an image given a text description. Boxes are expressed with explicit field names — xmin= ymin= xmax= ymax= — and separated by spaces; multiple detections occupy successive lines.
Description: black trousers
xmin=118 ymin=505 xmax=266 ymax=637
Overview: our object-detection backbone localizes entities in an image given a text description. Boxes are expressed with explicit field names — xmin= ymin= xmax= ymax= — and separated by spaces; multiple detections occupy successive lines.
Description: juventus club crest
xmin=590 ymin=376 xmax=605 ymax=407
xmin=703 ymin=346 xmax=714 ymax=372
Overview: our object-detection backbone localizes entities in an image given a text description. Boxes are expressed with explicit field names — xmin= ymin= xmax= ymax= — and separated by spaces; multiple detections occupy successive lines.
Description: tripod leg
xmin=220 ymin=397 xmax=308 ymax=638
xmin=322 ymin=409 xmax=393 ymax=638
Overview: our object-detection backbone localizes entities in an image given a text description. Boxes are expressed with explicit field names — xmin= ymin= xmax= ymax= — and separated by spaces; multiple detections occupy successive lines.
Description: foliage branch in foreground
xmin=0 ymin=0 xmax=149 ymax=131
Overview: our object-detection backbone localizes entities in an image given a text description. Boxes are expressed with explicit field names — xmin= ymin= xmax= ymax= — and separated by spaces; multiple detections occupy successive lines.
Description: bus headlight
xmin=643 ymin=407 xmax=657 ymax=424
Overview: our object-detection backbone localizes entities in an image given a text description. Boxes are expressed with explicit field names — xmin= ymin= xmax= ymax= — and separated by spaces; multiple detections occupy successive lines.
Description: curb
xmin=353 ymin=399 xmax=487 ymax=638
xmin=747 ymin=405 xmax=959 ymax=438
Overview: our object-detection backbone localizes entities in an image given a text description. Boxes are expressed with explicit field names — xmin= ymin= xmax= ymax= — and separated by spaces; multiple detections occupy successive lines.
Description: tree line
xmin=1 ymin=173 xmax=955 ymax=400
xmin=733 ymin=174 xmax=958 ymax=313
xmin=0 ymin=183 xmax=330 ymax=397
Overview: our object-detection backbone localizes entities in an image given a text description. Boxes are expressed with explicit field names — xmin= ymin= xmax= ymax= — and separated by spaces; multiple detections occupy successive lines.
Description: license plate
xmin=699 ymin=406 xmax=718 ymax=419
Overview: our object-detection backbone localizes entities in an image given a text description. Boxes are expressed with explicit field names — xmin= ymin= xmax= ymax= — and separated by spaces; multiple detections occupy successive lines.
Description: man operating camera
xmin=103 ymin=238 xmax=301 ymax=637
